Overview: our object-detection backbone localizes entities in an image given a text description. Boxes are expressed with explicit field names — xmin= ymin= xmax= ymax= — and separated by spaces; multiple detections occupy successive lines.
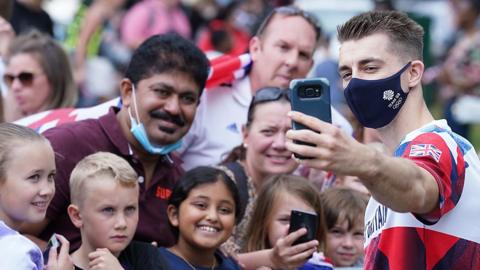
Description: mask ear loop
xmin=130 ymin=83 xmax=142 ymax=123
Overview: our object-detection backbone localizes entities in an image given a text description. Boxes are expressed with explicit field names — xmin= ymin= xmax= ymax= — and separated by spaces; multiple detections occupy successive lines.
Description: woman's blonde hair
xmin=243 ymin=174 xmax=327 ymax=252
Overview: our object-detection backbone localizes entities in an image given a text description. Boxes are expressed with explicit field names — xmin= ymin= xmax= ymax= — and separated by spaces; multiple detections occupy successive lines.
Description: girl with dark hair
xmin=161 ymin=166 xmax=242 ymax=270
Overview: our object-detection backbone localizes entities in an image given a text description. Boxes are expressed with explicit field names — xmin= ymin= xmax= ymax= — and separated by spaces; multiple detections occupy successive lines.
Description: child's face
xmin=325 ymin=218 xmax=364 ymax=267
xmin=76 ymin=179 xmax=139 ymax=256
xmin=0 ymin=141 xmax=55 ymax=228
xmin=169 ymin=181 xmax=236 ymax=252
xmin=267 ymin=192 xmax=315 ymax=248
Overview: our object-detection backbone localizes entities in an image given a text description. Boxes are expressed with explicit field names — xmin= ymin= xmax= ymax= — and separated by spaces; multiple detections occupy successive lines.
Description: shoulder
xmin=0 ymin=233 xmax=43 ymax=270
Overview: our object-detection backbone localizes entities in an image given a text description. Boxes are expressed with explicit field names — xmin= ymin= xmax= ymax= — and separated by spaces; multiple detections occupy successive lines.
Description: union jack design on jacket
xmin=15 ymin=53 xmax=252 ymax=133
xmin=364 ymin=120 xmax=480 ymax=270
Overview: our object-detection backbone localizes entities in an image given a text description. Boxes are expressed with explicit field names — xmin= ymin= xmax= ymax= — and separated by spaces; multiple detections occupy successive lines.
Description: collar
xmin=99 ymin=107 xmax=132 ymax=156
xmin=231 ymin=76 xmax=253 ymax=108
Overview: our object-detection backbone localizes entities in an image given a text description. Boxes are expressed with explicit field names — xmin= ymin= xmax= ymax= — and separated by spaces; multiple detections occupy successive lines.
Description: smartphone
xmin=288 ymin=209 xmax=318 ymax=246
xmin=43 ymin=234 xmax=60 ymax=264
xmin=290 ymin=78 xmax=332 ymax=159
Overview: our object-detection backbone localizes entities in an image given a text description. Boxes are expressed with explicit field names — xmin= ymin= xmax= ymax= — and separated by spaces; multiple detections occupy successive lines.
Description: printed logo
xmin=226 ymin=123 xmax=239 ymax=134
xmin=155 ymin=187 xmax=172 ymax=200
xmin=409 ymin=144 xmax=442 ymax=162
xmin=383 ymin=90 xmax=395 ymax=101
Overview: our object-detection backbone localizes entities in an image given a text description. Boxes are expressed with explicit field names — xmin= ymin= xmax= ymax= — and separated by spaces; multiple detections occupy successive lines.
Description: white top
xmin=0 ymin=221 xmax=44 ymax=270
xmin=178 ymin=76 xmax=354 ymax=170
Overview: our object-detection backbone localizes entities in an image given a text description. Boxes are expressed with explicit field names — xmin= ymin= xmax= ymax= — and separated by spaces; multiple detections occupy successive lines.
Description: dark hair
xmin=255 ymin=5 xmax=322 ymax=42
xmin=0 ymin=0 xmax=12 ymax=19
xmin=222 ymin=87 xmax=290 ymax=163
xmin=337 ymin=10 xmax=424 ymax=60
xmin=320 ymin=187 xmax=368 ymax=231
xmin=7 ymin=30 xmax=77 ymax=109
xmin=124 ymin=33 xmax=210 ymax=95
xmin=168 ymin=166 xmax=241 ymax=239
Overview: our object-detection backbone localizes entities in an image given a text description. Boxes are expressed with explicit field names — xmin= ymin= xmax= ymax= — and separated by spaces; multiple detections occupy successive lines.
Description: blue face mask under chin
xmin=128 ymin=85 xmax=183 ymax=155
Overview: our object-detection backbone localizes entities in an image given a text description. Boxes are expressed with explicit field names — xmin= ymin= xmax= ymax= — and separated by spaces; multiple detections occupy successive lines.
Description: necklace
xmin=170 ymin=248 xmax=216 ymax=270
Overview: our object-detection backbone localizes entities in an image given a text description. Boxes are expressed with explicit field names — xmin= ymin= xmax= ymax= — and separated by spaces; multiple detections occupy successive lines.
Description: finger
xmin=285 ymin=141 xmax=331 ymax=162
xmin=285 ymin=247 xmax=317 ymax=267
xmin=46 ymin=244 xmax=58 ymax=268
xmin=286 ymin=129 xmax=336 ymax=149
xmin=55 ymin=234 xmax=70 ymax=259
xmin=88 ymin=248 xmax=108 ymax=260
xmin=283 ymin=228 xmax=307 ymax=246
xmin=288 ymin=111 xmax=333 ymax=133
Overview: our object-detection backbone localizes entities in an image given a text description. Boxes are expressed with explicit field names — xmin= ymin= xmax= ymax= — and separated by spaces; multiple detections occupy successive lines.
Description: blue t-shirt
xmin=158 ymin=247 xmax=241 ymax=270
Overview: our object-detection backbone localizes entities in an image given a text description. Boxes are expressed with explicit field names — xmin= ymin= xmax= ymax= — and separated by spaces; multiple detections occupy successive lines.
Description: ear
xmin=407 ymin=60 xmax=424 ymax=89
xmin=241 ymin=124 xmax=249 ymax=145
xmin=167 ymin=204 xmax=179 ymax=227
xmin=67 ymin=204 xmax=83 ymax=229
xmin=119 ymin=78 xmax=134 ymax=108
xmin=249 ymin=36 xmax=262 ymax=62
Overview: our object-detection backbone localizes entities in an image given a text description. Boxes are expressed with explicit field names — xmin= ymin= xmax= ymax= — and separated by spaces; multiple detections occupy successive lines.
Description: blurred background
xmin=2 ymin=0 xmax=480 ymax=150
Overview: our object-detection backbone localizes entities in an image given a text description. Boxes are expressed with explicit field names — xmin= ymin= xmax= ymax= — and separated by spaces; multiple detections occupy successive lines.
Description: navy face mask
xmin=344 ymin=62 xmax=411 ymax=128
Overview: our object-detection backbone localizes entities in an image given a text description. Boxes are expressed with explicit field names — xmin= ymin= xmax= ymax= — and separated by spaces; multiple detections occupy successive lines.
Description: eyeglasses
xmin=247 ymin=87 xmax=290 ymax=124
xmin=3 ymin=72 xmax=38 ymax=87
xmin=256 ymin=6 xmax=321 ymax=40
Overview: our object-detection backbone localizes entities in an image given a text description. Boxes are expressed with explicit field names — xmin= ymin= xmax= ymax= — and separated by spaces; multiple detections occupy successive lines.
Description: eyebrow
xmin=150 ymin=82 xmax=197 ymax=95
xmin=338 ymin=57 xmax=385 ymax=73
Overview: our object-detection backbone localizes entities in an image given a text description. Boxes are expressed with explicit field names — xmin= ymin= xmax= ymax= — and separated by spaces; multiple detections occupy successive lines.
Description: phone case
xmin=288 ymin=209 xmax=318 ymax=246
xmin=290 ymin=78 xmax=332 ymax=158
xmin=290 ymin=77 xmax=332 ymax=128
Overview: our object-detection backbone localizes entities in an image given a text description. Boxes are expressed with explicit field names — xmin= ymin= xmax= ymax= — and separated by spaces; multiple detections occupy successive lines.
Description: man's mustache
xmin=150 ymin=110 xmax=185 ymax=127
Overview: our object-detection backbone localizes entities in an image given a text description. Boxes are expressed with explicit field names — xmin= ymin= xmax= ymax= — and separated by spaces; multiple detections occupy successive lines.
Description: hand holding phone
xmin=43 ymin=234 xmax=61 ymax=264
xmin=288 ymin=209 xmax=318 ymax=246
xmin=289 ymin=78 xmax=332 ymax=159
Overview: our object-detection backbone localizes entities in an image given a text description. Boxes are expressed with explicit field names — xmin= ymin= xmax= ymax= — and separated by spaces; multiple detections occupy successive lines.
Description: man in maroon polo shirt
xmin=21 ymin=33 xmax=210 ymax=250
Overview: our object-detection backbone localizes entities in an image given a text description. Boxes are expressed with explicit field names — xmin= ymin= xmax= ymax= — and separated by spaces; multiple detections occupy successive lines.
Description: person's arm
xmin=285 ymin=111 xmax=439 ymax=214
xmin=88 ymin=248 xmax=124 ymax=270
xmin=74 ymin=0 xmax=125 ymax=81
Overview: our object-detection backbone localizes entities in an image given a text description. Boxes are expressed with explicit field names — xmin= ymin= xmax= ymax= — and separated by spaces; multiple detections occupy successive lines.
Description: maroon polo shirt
xmin=40 ymin=107 xmax=183 ymax=250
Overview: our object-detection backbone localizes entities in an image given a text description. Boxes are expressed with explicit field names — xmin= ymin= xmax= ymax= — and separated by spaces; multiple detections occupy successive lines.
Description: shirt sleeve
xmin=401 ymin=132 xmax=466 ymax=224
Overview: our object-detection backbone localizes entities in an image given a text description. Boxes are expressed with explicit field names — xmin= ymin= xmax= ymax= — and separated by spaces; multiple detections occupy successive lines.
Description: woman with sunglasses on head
xmin=3 ymin=30 xmax=77 ymax=122
xmin=219 ymin=87 xmax=319 ymax=269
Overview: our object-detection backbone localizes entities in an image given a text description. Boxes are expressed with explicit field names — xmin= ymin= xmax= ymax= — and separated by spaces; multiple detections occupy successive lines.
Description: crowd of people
xmin=0 ymin=0 xmax=480 ymax=269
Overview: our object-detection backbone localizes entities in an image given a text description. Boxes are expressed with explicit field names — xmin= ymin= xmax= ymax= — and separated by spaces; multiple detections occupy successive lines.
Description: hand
xmin=286 ymin=111 xmax=376 ymax=178
xmin=45 ymin=234 xmax=73 ymax=270
xmin=0 ymin=16 xmax=14 ymax=57
xmin=88 ymin=248 xmax=124 ymax=270
xmin=270 ymin=228 xmax=318 ymax=270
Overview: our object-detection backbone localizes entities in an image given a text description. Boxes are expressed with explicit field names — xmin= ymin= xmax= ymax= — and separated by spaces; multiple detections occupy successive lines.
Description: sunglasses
xmin=3 ymin=72 xmax=37 ymax=87
xmin=247 ymin=87 xmax=290 ymax=124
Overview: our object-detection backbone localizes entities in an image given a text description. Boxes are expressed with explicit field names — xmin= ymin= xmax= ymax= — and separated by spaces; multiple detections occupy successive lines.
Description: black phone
xmin=290 ymin=78 xmax=332 ymax=159
xmin=288 ymin=209 xmax=318 ymax=246
xmin=43 ymin=234 xmax=60 ymax=264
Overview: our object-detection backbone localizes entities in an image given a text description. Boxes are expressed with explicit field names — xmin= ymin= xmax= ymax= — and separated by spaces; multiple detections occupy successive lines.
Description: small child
xmin=67 ymin=151 xmax=159 ymax=269
xmin=243 ymin=174 xmax=333 ymax=270
xmin=0 ymin=123 xmax=71 ymax=270
xmin=161 ymin=166 xmax=242 ymax=270
xmin=320 ymin=187 xmax=368 ymax=267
